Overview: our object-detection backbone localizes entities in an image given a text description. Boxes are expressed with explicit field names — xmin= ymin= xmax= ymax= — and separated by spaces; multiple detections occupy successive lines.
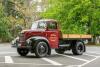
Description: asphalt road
xmin=0 ymin=43 xmax=100 ymax=67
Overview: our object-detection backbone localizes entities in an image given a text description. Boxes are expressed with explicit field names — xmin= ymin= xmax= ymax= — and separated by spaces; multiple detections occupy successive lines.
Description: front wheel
xmin=17 ymin=48 xmax=29 ymax=56
xmin=34 ymin=41 xmax=48 ymax=58
xmin=72 ymin=42 xmax=85 ymax=55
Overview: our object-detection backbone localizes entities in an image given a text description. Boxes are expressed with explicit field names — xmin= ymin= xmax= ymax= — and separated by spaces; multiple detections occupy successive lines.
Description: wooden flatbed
xmin=62 ymin=34 xmax=92 ymax=39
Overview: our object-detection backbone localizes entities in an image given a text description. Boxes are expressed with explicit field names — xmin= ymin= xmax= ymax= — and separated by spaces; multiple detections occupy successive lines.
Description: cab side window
xmin=48 ymin=22 xmax=57 ymax=30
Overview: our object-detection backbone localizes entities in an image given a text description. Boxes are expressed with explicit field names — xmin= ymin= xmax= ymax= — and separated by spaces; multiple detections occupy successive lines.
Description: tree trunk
xmin=95 ymin=36 xmax=100 ymax=44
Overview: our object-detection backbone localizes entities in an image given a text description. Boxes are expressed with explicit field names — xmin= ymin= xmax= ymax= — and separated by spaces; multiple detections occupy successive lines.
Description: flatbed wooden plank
xmin=62 ymin=34 xmax=92 ymax=39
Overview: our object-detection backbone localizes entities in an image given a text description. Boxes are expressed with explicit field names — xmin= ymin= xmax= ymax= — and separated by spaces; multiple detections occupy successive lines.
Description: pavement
xmin=0 ymin=43 xmax=100 ymax=67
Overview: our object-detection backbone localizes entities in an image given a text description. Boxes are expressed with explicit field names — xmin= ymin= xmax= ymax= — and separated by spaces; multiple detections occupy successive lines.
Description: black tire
xmin=17 ymin=48 xmax=29 ymax=56
xmin=47 ymin=48 xmax=51 ymax=55
xmin=55 ymin=49 xmax=65 ymax=54
xmin=34 ymin=41 xmax=48 ymax=58
xmin=72 ymin=42 xmax=85 ymax=55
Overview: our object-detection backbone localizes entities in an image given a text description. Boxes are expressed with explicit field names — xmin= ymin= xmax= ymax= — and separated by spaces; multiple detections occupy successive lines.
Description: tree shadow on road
xmin=64 ymin=53 xmax=82 ymax=57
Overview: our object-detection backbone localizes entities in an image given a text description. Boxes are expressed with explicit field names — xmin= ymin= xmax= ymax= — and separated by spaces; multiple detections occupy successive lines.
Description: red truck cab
xmin=17 ymin=19 xmax=91 ymax=58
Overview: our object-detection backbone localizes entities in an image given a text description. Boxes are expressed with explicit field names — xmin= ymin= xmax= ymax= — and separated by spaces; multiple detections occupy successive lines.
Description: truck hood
xmin=21 ymin=29 xmax=45 ymax=33
xmin=21 ymin=30 xmax=30 ymax=33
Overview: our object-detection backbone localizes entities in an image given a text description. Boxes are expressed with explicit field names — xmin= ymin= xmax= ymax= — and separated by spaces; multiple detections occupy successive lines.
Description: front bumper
xmin=17 ymin=41 xmax=31 ymax=49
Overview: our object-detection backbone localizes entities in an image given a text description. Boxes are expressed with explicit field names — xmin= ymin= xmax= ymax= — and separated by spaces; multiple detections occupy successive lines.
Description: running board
xmin=59 ymin=44 xmax=70 ymax=47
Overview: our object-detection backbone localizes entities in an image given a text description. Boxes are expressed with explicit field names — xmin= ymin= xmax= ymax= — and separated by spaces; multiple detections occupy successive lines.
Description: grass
xmin=86 ymin=44 xmax=100 ymax=47
xmin=95 ymin=44 xmax=100 ymax=46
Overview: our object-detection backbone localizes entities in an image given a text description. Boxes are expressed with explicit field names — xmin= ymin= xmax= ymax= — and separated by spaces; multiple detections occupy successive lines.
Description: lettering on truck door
xmin=47 ymin=22 xmax=59 ymax=48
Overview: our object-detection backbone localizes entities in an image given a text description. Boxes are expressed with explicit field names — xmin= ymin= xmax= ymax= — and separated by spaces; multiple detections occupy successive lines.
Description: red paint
xmin=19 ymin=19 xmax=60 ymax=48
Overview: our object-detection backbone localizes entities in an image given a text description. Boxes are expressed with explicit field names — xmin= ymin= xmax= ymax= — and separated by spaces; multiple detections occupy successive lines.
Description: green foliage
xmin=0 ymin=4 xmax=12 ymax=42
xmin=90 ymin=5 xmax=100 ymax=36
xmin=3 ymin=0 xmax=24 ymax=18
xmin=41 ymin=0 xmax=100 ymax=35
xmin=2 ymin=0 xmax=27 ymax=40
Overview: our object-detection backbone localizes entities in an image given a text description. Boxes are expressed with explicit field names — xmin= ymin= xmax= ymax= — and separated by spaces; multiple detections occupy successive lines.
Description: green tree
xmin=41 ymin=0 xmax=100 ymax=35
xmin=0 ymin=4 xmax=12 ymax=42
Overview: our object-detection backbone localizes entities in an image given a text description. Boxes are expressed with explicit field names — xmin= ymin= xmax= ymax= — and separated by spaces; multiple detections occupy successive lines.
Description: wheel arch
xmin=26 ymin=36 xmax=51 ymax=55
xmin=71 ymin=40 xmax=86 ymax=52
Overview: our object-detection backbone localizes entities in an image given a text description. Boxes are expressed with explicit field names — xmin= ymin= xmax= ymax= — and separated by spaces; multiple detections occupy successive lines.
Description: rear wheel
xmin=72 ymin=42 xmax=85 ymax=55
xmin=55 ymin=49 xmax=65 ymax=54
xmin=34 ymin=41 xmax=48 ymax=58
xmin=17 ymin=48 xmax=29 ymax=56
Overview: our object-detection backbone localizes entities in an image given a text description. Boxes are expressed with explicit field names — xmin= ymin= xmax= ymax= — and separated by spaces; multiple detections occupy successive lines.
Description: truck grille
xmin=19 ymin=33 xmax=25 ymax=42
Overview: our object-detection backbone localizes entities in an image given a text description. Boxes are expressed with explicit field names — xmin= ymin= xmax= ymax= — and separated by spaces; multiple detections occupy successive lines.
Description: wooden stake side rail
xmin=62 ymin=34 xmax=92 ymax=39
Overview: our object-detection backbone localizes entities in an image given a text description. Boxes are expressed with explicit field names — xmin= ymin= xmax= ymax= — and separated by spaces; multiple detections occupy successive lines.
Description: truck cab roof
xmin=36 ymin=19 xmax=57 ymax=22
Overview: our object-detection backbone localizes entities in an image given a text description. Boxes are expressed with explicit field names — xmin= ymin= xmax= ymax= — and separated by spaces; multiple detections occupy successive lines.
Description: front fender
xmin=26 ymin=36 xmax=51 ymax=55
xmin=26 ymin=36 xmax=49 ymax=45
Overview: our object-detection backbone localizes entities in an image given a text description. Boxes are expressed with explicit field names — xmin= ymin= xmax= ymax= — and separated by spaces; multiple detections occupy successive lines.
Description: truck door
xmin=46 ymin=22 xmax=59 ymax=48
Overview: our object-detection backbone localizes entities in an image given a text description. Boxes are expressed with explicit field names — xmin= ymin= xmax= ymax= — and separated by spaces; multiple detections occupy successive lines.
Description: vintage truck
xmin=17 ymin=19 xmax=91 ymax=58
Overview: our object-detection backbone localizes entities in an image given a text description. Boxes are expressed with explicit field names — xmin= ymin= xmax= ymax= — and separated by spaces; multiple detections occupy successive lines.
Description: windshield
xmin=31 ymin=22 xmax=38 ymax=30
xmin=31 ymin=21 xmax=47 ymax=30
